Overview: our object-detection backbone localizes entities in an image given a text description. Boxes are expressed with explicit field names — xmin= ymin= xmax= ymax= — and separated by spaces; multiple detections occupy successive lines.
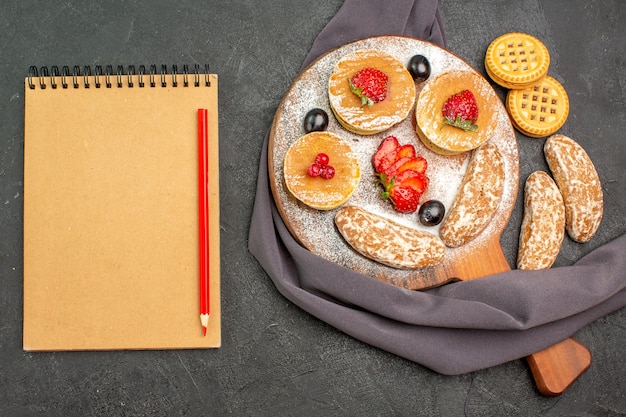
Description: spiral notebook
xmin=23 ymin=64 xmax=221 ymax=350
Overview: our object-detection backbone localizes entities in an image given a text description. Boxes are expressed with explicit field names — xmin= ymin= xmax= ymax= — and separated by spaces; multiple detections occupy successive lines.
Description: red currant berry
xmin=307 ymin=163 xmax=322 ymax=177
xmin=315 ymin=153 xmax=330 ymax=166
xmin=320 ymin=164 xmax=335 ymax=179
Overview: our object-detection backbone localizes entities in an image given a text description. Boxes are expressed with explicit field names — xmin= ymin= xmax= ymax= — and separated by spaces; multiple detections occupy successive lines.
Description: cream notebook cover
xmin=23 ymin=65 xmax=220 ymax=350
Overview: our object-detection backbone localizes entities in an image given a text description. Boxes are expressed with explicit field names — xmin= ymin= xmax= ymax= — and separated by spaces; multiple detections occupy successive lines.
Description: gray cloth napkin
xmin=248 ymin=0 xmax=626 ymax=375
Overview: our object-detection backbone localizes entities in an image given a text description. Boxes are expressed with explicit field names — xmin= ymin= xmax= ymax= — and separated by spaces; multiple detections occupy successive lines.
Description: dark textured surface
xmin=1 ymin=0 xmax=624 ymax=415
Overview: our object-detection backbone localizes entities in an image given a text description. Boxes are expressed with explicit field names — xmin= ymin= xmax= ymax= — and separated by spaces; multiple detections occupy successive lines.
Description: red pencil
xmin=198 ymin=108 xmax=210 ymax=336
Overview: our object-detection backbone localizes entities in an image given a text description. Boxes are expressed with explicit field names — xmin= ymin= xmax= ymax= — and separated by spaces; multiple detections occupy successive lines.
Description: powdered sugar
xmin=269 ymin=36 xmax=519 ymax=290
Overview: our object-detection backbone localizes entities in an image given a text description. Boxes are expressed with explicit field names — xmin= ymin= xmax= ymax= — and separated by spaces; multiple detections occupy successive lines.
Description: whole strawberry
xmin=349 ymin=67 xmax=388 ymax=107
xmin=442 ymin=89 xmax=479 ymax=132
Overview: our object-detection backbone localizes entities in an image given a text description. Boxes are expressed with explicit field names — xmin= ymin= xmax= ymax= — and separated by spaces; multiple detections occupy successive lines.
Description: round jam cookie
xmin=506 ymin=76 xmax=569 ymax=138
xmin=485 ymin=32 xmax=550 ymax=89
xmin=283 ymin=131 xmax=361 ymax=210
xmin=328 ymin=49 xmax=415 ymax=135
xmin=415 ymin=70 xmax=499 ymax=155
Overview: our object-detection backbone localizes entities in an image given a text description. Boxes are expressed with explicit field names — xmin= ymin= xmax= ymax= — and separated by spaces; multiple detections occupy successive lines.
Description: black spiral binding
xmin=27 ymin=64 xmax=211 ymax=89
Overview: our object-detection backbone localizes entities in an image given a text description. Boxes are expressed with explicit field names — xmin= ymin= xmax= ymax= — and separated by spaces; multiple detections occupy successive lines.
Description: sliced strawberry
xmin=398 ymin=172 xmax=429 ymax=195
xmin=395 ymin=169 xmax=429 ymax=199
xmin=383 ymin=157 xmax=412 ymax=178
xmin=373 ymin=137 xmax=430 ymax=214
xmin=378 ymin=144 xmax=417 ymax=174
xmin=372 ymin=136 xmax=399 ymax=172
xmin=395 ymin=156 xmax=428 ymax=175
xmin=395 ymin=169 xmax=421 ymax=183
xmin=394 ymin=144 xmax=417 ymax=160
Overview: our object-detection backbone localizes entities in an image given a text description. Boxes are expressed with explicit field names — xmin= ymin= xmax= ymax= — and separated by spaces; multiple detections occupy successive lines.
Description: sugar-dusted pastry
xmin=415 ymin=70 xmax=499 ymax=155
xmin=544 ymin=134 xmax=603 ymax=242
xmin=335 ymin=205 xmax=445 ymax=269
xmin=485 ymin=32 xmax=550 ymax=89
xmin=328 ymin=49 xmax=415 ymax=135
xmin=283 ymin=131 xmax=361 ymax=210
xmin=517 ymin=171 xmax=565 ymax=270
xmin=439 ymin=142 xmax=505 ymax=247
xmin=506 ymin=76 xmax=569 ymax=138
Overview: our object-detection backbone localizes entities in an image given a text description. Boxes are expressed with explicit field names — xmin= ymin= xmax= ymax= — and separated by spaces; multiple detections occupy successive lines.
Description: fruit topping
xmin=377 ymin=144 xmax=416 ymax=174
xmin=315 ymin=152 xmax=330 ymax=165
xmin=382 ymin=157 xmax=412 ymax=178
xmin=303 ymin=108 xmax=329 ymax=133
xmin=349 ymin=67 xmax=388 ymax=107
xmin=320 ymin=164 xmax=335 ymax=180
xmin=373 ymin=136 xmax=430 ymax=213
xmin=418 ymin=200 xmax=445 ymax=226
xmin=396 ymin=170 xmax=429 ymax=195
xmin=394 ymin=156 xmax=427 ymax=177
xmin=442 ymin=89 xmax=479 ymax=132
xmin=379 ymin=176 xmax=420 ymax=214
xmin=307 ymin=153 xmax=335 ymax=179
xmin=307 ymin=163 xmax=322 ymax=177
xmin=408 ymin=55 xmax=431 ymax=81
xmin=372 ymin=135 xmax=400 ymax=171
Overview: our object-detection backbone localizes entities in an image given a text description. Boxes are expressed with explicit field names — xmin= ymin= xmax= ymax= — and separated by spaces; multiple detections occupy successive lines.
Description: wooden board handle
xmin=458 ymin=237 xmax=591 ymax=396
xmin=526 ymin=338 xmax=591 ymax=396
xmin=445 ymin=238 xmax=512 ymax=281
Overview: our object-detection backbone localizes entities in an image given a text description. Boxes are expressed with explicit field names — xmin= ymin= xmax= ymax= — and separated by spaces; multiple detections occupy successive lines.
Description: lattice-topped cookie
xmin=485 ymin=32 xmax=550 ymax=89
xmin=506 ymin=76 xmax=569 ymax=138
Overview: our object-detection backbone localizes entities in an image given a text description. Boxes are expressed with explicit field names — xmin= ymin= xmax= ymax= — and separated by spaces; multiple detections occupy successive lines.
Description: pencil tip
xmin=200 ymin=313 xmax=210 ymax=336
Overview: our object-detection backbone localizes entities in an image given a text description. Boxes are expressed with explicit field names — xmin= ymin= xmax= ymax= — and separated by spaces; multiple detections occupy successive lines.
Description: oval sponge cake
xmin=335 ymin=206 xmax=445 ymax=269
xmin=283 ymin=131 xmax=361 ymax=210
xmin=544 ymin=134 xmax=603 ymax=242
xmin=328 ymin=49 xmax=415 ymax=135
xmin=415 ymin=71 xmax=499 ymax=155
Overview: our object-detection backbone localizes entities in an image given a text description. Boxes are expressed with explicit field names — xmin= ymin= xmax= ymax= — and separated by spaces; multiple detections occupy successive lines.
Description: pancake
xmin=328 ymin=49 xmax=415 ymax=135
xmin=283 ymin=131 xmax=361 ymax=210
xmin=415 ymin=70 xmax=499 ymax=155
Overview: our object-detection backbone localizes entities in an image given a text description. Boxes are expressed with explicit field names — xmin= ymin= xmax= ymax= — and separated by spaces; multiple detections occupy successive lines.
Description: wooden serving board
xmin=269 ymin=36 xmax=518 ymax=290
xmin=268 ymin=36 xmax=591 ymax=395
